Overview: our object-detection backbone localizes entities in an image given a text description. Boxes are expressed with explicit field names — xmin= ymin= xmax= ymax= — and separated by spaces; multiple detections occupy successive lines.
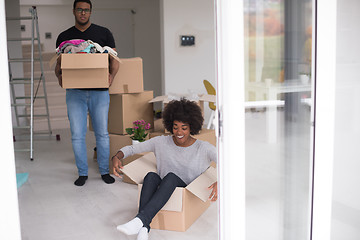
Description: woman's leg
xmin=117 ymin=172 xmax=161 ymax=235
xmin=117 ymin=172 xmax=186 ymax=236
xmin=139 ymin=172 xmax=162 ymax=211
xmin=136 ymin=172 xmax=187 ymax=231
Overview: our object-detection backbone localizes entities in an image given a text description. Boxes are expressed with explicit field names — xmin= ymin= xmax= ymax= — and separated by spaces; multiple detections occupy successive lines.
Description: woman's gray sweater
xmin=120 ymin=135 xmax=217 ymax=185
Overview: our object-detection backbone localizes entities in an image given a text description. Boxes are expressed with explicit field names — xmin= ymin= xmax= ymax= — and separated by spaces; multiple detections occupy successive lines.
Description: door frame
xmin=310 ymin=0 xmax=337 ymax=239
xmin=0 ymin=0 xmax=22 ymax=239
xmin=215 ymin=0 xmax=246 ymax=240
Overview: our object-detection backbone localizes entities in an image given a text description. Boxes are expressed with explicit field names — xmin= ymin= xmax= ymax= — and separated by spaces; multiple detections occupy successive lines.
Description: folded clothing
xmin=56 ymin=39 xmax=118 ymax=56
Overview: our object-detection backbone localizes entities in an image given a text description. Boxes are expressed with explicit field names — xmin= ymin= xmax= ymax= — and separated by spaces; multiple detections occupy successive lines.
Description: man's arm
xmin=54 ymin=57 xmax=62 ymax=87
xmin=108 ymin=48 xmax=119 ymax=86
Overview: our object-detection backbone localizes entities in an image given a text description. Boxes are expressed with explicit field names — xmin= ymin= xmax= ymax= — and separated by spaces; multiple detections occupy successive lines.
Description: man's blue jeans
xmin=66 ymin=89 xmax=110 ymax=176
xmin=136 ymin=172 xmax=187 ymax=231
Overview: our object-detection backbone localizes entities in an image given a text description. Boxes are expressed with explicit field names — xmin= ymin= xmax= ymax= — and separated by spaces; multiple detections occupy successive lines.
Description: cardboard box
xmin=61 ymin=53 xmax=113 ymax=89
xmin=109 ymin=134 xmax=148 ymax=184
xmin=108 ymin=91 xmax=154 ymax=134
xmin=194 ymin=129 xmax=216 ymax=146
xmin=109 ymin=134 xmax=131 ymax=174
xmin=52 ymin=54 xmax=143 ymax=91
xmin=153 ymin=118 xmax=165 ymax=132
xmin=122 ymin=152 xmax=217 ymax=232
xmin=109 ymin=57 xmax=144 ymax=94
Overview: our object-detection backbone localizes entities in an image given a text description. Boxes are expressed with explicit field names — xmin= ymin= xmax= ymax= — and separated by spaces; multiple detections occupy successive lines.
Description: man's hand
xmin=112 ymin=152 xmax=124 ymax=178
xmin=57 ymin=74 xmax=63 ymax=87
xmin=108 ymin=51 xmax=119 ymax=87
xmin=55 ymin=57 xmax=62 ymax=87
xmin=108 ymin=73 xmax=114 ymax=86
xmin=208 ymin=182 xmax=218 ymax=202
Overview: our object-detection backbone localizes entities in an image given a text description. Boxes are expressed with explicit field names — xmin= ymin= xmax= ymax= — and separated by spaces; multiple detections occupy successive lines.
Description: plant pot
xmin=132 ymin=140 xmax=140 ymax=145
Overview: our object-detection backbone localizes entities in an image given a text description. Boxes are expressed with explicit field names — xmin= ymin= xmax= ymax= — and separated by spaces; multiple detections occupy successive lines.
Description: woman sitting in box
xmin=112 ymin=98 xmax=217 ymax=240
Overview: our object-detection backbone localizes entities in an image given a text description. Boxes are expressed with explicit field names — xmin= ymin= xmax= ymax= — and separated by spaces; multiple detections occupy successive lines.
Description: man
xmin=55 ymin=0 xmax=119 ymax=186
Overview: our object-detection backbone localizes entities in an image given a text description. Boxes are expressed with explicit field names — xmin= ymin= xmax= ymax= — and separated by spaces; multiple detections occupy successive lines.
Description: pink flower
xmin=126 ymin=119 xmax=151 ymax=141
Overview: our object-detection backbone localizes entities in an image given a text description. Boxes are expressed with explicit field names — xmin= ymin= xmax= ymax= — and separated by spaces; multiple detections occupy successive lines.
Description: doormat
xmin=16 ymin=173 xmax=29 ymax=188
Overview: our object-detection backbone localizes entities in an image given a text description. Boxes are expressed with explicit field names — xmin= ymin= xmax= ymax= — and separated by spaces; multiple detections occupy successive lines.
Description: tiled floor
xmin=15 ymin=129 xmax=218 ymax=240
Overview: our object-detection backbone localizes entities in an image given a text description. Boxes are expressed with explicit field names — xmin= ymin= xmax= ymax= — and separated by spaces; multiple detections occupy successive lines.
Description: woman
xmin=112 ymin=98 xmax=217 ymax=240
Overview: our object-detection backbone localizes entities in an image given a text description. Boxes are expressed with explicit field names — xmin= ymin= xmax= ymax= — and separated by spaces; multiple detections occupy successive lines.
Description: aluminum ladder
xmin=7 ymin=6 xmax=56 ymax=161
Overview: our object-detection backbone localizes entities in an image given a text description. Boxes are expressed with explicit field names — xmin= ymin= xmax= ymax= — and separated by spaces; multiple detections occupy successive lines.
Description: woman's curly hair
xmin=162 ymin=98 xmax=204 ymax=135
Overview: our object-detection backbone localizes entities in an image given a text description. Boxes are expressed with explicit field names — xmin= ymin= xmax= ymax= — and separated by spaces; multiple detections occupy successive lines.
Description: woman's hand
xmin=208 ymin=181 xmax=218 ymax=202
xmin=112 ymin=152 xmax=124 ymax=178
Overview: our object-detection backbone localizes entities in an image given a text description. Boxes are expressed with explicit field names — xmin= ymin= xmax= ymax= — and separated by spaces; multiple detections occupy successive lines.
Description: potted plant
xmin=126 ymin=120 xmax=151 ymax=144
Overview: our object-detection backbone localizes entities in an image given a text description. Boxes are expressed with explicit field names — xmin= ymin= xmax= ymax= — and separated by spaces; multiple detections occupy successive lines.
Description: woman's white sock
xmin=137 ymin=227 xmax=149 ymax=240
xmin=116 ymin=217 xmax=143 ymax=235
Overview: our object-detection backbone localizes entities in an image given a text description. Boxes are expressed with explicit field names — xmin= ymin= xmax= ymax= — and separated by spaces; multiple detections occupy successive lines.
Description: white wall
xmin=332 ymin=0 xmax=360 ymax=237
xmin=161 ymin=0 xmax=216 ymax=123
xmin=19 ymin=0 xmax=162 ymax=98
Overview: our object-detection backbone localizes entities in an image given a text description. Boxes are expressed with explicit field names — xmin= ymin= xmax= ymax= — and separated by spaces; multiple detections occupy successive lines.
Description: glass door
xmin=216 ymin=0 xmax=314 ymax=239
xmin=244 ymin=1 xmax=313 ymax=239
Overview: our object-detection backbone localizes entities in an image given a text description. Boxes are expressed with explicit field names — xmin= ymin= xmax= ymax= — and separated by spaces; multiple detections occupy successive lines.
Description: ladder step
xmin=15 ymin=131 xmax=52 ymax=136
xmin=6 ymin=16 xmax=32 ymax=21
xmin=10 ymin=78 xmax=42 ymax=84
xmin=14 ymin=148 xmax=32 ymax=152
xmin=9 ymin=58 xmax=41 ymax=62
xmin=13 ymin=132 xmax=54 ymax=141
xmin=12 ymin=77 xmax=42 ymax=81
xmin=7 ymin=37 xmax=39 ymax=42
xmin=15 ymin=96 xmax=46 ymax=100
xmin=11 ymin=103 xmax=31 ymax=107
xmin=13 ymin=126 xmax=31 ymax=129
xmin=17 ymin=114 xmax=49 ymax=118
xmin=10 ymin=80 xmax=31 ymax=84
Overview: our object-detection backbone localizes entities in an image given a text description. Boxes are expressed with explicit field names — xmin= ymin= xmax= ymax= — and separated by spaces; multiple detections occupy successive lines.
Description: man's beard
xmin=76 ymin=19 xmax=90 ymax=26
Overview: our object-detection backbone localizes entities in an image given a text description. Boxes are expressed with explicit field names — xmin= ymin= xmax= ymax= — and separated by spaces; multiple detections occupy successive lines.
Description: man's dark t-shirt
xmin=56 ymin=23 xmax=115 ymax=48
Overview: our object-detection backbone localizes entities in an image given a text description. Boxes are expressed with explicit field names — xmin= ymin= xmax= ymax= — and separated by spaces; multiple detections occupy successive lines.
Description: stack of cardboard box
xmin=107 ymin=58 xmax=154 ymax=176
